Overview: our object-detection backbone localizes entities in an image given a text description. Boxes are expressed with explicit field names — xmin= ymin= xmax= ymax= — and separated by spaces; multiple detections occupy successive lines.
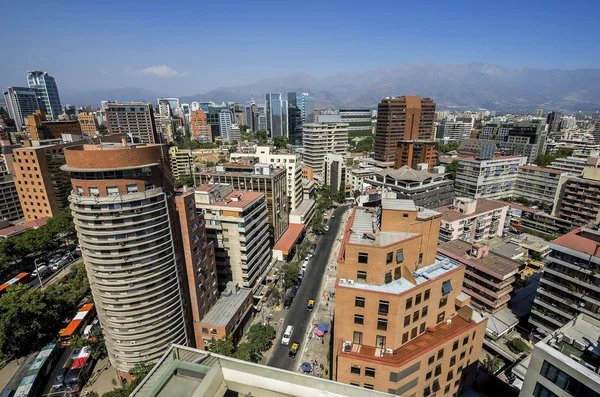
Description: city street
xmin=267 ymin=205 xmax=346 ymax=371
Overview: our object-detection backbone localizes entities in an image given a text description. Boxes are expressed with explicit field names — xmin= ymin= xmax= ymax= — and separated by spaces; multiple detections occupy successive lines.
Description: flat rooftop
xmin=348 ymin=207 xmax=416 ymax=247
xmin=200 ymin=283 xmax=252 ymax=327
xmin=130 ymin=345 xmax=392 ymax=397
xmin=438 ymin=240 xmax=520 ymax=279
xmin=435 ymin=199 xmax=507 ymax=223
xmin=552 ymin=226 xmax=600 ymax=257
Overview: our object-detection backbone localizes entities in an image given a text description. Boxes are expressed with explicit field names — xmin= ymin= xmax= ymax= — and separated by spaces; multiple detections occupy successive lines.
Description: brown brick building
xmin=26 ymin=110 xmax=82 ymax=141
xmin=333 ymin=198 xmax=487 ymax=395
xmin=13 ymin=142 xmax=79 ymax=221
xmin=394 ymin=140 xmax=437 ymax=170
xmin=77 ymin=112 xmax=97 ymax=136
xmin=191 ymin=109 xmax=212 ymax=141
xmin=375 ymin=96 xmax=436 ymax=163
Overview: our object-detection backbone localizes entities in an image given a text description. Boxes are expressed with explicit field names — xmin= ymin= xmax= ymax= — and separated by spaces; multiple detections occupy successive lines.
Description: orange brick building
xmin=302 ymin=167 xmax=314 ymax=181
xmin=333 ymin=198 xmax=487 ymax=395
xmin=191 ymin=109 xmax=212 ymax=141
xmin=26 ymin=110 xmax=82 ymax=141
xmin=395 ymin=140 xmax=437 ymax=171
xmin=77 ymin=112 xmax=97 ymax=136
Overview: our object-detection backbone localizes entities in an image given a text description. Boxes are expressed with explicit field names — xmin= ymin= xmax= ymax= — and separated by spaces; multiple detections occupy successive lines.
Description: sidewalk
xmin=84 ymin=357 xmax=121 ymax=395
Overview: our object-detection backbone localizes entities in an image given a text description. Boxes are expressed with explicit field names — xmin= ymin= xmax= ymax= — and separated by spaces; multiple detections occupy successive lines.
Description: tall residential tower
xmin=26 ymin=71 xmax=62 ymax=120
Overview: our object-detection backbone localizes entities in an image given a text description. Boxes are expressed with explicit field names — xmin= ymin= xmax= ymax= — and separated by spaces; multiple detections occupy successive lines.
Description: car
xmin=281 ymin=325 xmax=294 ymax=345
xmin=324 ymin=226 xmax=330 ymax=232
xmin=301 ymin=261 xmax=308 ymax=271
xmin=306 ymin=252 xmax=313 ymax=259
xmin=297 ymin=269 xmax=305 ymax=284
xmin=53 ymin=367 xmax=69 ymax=389
xmin=290 ymin=286 xmax=298 ymax=298
xmin=283 ymin=297 xmax=293 ymax=309
xmin=289 ymin=342 xmax=299 ymax=358
xmin=309 ymin=245 xmax=316 ymax=254
xmin=331 ymin=215 xmax=335 ymax=219
xmin=32 ymin=265 xmax=50 ymax=278
xmin=306 ymin=299 xmax=314 ymax=311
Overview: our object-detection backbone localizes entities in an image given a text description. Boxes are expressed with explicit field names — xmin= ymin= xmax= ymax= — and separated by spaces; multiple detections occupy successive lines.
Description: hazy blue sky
xmin=2 ymin=0 xmax=598 ymax=97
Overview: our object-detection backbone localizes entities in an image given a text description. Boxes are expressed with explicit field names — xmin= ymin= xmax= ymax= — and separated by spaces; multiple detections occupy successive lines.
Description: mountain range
xmin=62 ymin=63 xmax=600 ymax=112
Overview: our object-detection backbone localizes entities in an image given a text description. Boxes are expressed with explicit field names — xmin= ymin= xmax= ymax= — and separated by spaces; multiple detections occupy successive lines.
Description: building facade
xmin=324 ymin=153 xmax=347 ymax=193
xmin=394 ymin=140 xmax=437 ymax=171
xmin=435 ymin=197 xmax=508 ymax=244
xmin=169 ymin=146 xmax=194 ymax=180
xmin=287 ymin=92 xmax=315 ymax=124
xmin=514 ymin=166 xmax=566 ymax=206
xmin=63 ymin=142 xmax=189 ymax=378
xmin=340 ymin=109 xmax=373 ymax=138
xmin=0 ymin=149 xmax=23 ymax=222
xmin=3 ymin=87 xmax=39 ymax=131
xmin=302 ymin=123 xmax=348 ymax=175
xmin=26 ymin=110 xmax=82 ymax=141
xmin=195 ymin=184 xmax=271 ymax=290
xmin=553 ymin=162 xmax=600 ymax=227
xmin=442 ymin=121 xmax=472 ymax=140
xmin=190 ymin=109 xmax=212 ymax=141
xmin=102 ymin=101 xmax=157 ymax=144
xmin=479 ymin=121 xmax=548 ymax=163
xmin=26 ymin=71 xmax=62 ymax=121
xmin=454 ymin=156 xmax=527 ymax=200
xmin=265 ymin=93 xmax=288 ymax=138
xmin=374 ymin=96 xmax=436 ymax=162
xmin=333 ymin=198 xmax=487 ymax=395
xmin=219 ymin=110 xmax=233 ymax=140
xmin=77 ymin=112 xmax=97 ymax=136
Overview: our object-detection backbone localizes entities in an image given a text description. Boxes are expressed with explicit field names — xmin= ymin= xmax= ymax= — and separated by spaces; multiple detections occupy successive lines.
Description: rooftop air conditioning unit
xmin=339 ymin=279 xmax=347 ymax=285
xmin=347 ymin=279 xmax=355 ymax=285
xmin=563 ymin=335 xmax=574 ymax=344
xmin=570 ymin=354 xmax=581 ymax=363
xmin=134 ymin=209 xmax=141 ymax=213
xmin=385 ymin=348 xmax=394 ymax=354
xmin=573 ymin=340 xmax=586 ymax=351
xmin=584 ymin=362 xmax=596 ymax=371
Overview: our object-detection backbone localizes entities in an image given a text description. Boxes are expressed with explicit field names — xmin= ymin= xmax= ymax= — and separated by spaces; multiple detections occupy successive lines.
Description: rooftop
xmin=347 ymin=207 xmax=416 ymax=247
xmin=490 ymin=242 xmax=526 ymax=260
xmin=0 ymin=217 xmax=48 ymax=238
xmin=438 ymin=240 xmax=520 ymax=279
xmin=195 ymin=185 xmax=264 ymax=210
xmin=519 ymin=165 xmax=567 ymax=174
xmin=484 ymin=307 xmax=519 ymax=337
xmin=552 ymin=226 xmax=600 ymax=257
xmin=130 ymin=345 xmax=391 ymax=397
xmin=373 ymin=165 xmax=443 ymax=182
xmin=508 ymin=233 xmax=550 ymax=253
xmin=200 ymin=282 xmax=252 ymax=327
xmin=435 ymin=199 xmax=508 ymax=223
xmin=273 ymin=223 xmax=305 ymax=254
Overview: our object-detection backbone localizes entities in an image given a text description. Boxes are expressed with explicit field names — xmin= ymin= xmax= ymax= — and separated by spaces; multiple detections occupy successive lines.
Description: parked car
xmin=289 ymin=342 xmax=299 ymax=358
xmin=324 ymin=226 xmax=330 ymax=232
xmin=32 ymin=265 xmax=50 ymax=278
xmin=283 ymin=297 xmax=293 ymax=309
xmin=297 ymin=269 xmax=305 ymax=284
xmin=301 ymin=260 xmax=308 ymax=271
xmin=290 ymin=286 xmax=298 ymax=298
xmin=53 ymin=367 xmax=69 ymax=389
xmin=281 ymin=325 xmax=294 ymax=345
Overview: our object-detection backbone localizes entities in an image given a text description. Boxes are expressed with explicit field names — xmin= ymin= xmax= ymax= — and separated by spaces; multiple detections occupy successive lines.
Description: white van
xmin=281 ymin=325 xmax=294 ymax=345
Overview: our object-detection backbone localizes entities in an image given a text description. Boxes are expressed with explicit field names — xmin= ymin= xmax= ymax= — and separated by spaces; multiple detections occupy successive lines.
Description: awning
xmin=273 ymin=224 xmax=305 ymax=255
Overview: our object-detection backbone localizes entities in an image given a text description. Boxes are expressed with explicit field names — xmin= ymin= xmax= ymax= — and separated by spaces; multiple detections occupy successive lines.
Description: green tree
xmin=273 ymin=136 xmax=288 ymax=149
xmin=482 ymin=354 xmax=503 ymax=373
xmin=97 ymin=125 xmax=109 ymax=136
xmin=535 ymin=154 xmax=555 ymax=167
xmin=208 ymin=336 xmax=235 ymax=356
xmin=282 ymin=263 xmax=299 ymax=289
xmin=239 ymin=124 xmax=249 ymax=133
xmin=70 ymin=329 xmax=107 ymax=360
xmin=349 ymin=136 xmax=374 ymax=153
xmin=217 ymin=158 xmax=227 ymax=164
xmin=175 ymin=174 xmax=194 ymax=188
xmin=336 ymin=182 xmax=346 ymax=203
xmin=101 ymin=363 xmax=154 ymax=397
xmin=246 ymin=324 xmax=276 ymax=352
xmin=508 ymin=338 xmax=530 ymax=354
xmin=267 ymin=283 xmax=281 ymax=302
xmin=446 ymin=160 xmax=459 ymax=180
xmin=88 ymin=392 xmax=100 ymax=397
xmin=310 ymin=211 xmax=324 ymax=231
xmin=184 ymin=137 xmax=200 ymax=149
xmin=437 ymin=141 xmax=460 ymax=153
xmin=233 ymin=342 xmax=261 ymax=362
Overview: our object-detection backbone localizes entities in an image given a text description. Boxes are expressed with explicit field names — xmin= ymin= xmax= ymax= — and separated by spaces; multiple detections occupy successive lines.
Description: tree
xmin=482 ymin=354 xmax=503 ymax=373
xmin=101 ymin=362 xmax=154 ymax=397
xmin=239 ymin=125 xmax=249 ymax=133
xmin=349 ymin=136 xmax=374 ymax=153
xmin=97 ymin=125 xmax=109 ymax=136
xmin=208 ymin=336 xmax=235 ymax=356
xmin=273 ymin=136 xmax=288 ymax=149
xmin=246 ymin=324 xmax=276 ymax=352
xmin=508 ymin=338 xmax=530 ymax=354
xmin=88 ymin=392 xmax=100 ymax=397
xmin=233 ymin=342 xmax=261 ymax=362
xmin=70 ymin=329 xmax=107 ymax=360
xmin=217 ymin=158 xmax=227 ymax=164
xmin=535 ymin=154 xmax=555 ymax=167
xmin=267 ymin=283 xmax=281 ymax=302
xmin=282 ymin=263 xmax=299 ymax=289
xmin=336 ymin=182 xmax=347 ymax=203
xmin=446 ymin=160 xmax=459 ymax=180
xmin=184 ymin=137 xmax=200 ymax=149
xmin=175 ymin=174 xmax=194 ymax=188
xmin=437 ymin=141 xmax=460 ymax=153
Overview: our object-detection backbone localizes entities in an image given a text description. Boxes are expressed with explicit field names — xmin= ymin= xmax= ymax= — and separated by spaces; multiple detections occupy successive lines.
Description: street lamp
xmin=34 ymin=258 xmax=44 ymax=289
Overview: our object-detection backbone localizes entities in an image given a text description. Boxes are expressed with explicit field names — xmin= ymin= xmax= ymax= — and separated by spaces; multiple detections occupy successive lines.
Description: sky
xmin=1 ymin=0 xmax=599 ymax=98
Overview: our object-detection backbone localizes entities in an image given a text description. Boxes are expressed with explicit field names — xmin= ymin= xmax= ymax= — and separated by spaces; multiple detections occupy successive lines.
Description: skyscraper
xmin=63 ymin=141 xmax=190 ymax=378
xmin=102 ymin=101 xmax=157 ymax=143
xmin=157 ymin=98 xmax=171 ymax=116
xmin=3 ymin=87 xmax=40 ymax=131
xmin=26 ymin=71 xmax=62 ymax=120
xmin=374 ymin=96 xmax=436 ymax=162
xmin=190 ymin=109 xmax=211 ymax=141
xmin=219 ymin=110 xmax=233 ymax=140
xmin=265 ymin=93 xmax=288 ymax=138
xmin=302 ymin=123 xmax=348 ymax=175
xmin=287 ymin=92 xmax=315 ymax=124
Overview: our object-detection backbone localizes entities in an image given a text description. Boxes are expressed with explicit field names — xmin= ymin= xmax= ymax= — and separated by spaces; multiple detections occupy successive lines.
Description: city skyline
xmin=2 ymin=0 xmax=599 ymax=98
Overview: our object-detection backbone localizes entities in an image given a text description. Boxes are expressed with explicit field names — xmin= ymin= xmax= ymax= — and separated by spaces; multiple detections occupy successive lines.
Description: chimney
xmin=121 ymin=137 xmax=127 ymax=147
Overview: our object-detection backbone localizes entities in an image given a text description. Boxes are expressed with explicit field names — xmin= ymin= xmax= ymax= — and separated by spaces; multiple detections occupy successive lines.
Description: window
xmin=472 ymin=331 xmax=476 ymax=339
xmin=424 ymin=289 xmax=430 ymax=300
xmin=357 ymin=271 xmax=367 ymax=283
xmin=445 ymin=385 xmax=451 ymax=394
xmin=201 ymin=328 xmax=208 ymax=334
xmin=469 ymin=346 xmax=473 ymax=355
xmin=378 ymin=300 xmax=389 ymax=315
xmin=432 ymin=380 xmax=440 ymax=392
xmin=453 ymin=341 xmax=459 ymax=351
xmin=377 ymin=318 xmax=388 ymax=331
xmin=437 ymin=349 xmax=444 ymax=359
xmin=450 ymin=356 xmax=456 ymax=367
xmin=437 ymin=311 xmax=445 ymax=323
xmin=418 ymin=253 xmax=423 ymax=264
xmin=353 ymin=331 xmax=363 ymax=344
xmin=365 ymin=367 xmax=375 ymax=378
xmin=394 ymin=266 xmax=401 ymax=280
xmin=396 ymin=249 xmax=404 ymax=263
xmin=126 ymin=184 xmax=138 ymax=193
xmin=350 ymin=382 xmax=360 ymax=387
xmin=424 ymin=386 xmax=431 ymax=397
xmin=463 ymin=336 xmax=469 ymax=345
xmin=386 ymin=252 xmax=393 ymax=264
xmin=351 ymin=365 xmax=361 ymax=375
xmin=76 ymin=186 xmax=83 ymax=194
xmin=355 ymin=297 xmax=365 ymax=308
xmin=89 ymin=187 xmax=99 ymax=196
xmin=106 ymin=186 xmax=119 ymax=196
xmin=403 ymin=213 xmax=409 ymax=218
xmin=413 ymin=310 xmax=419 ymax=322
xmin=442 ymin=280 xmax=453 ymax=295
xmin=420 ymin=322 xmax=426 ymax=333
xmin=533 ymin=383 xmax=559 ymax=397
xmin=415 ymin=293 xmax=422 ymax=305
xmin=428 ymin=355 xmax=435 ymax=365
xmin=358 ymin=252 xmax=368 ymax=264
xmin=385 ymin=270 xmax=392 ymax=284
xmin=376 ymin=335 xmax=386 ymax=349
xmin=422 ymin=306 xmax=428 ymax=317
xmin=434 ymin=364 xmax=442 ymax=376
xmin=364 ymin=384 xmax=374 ymax=390
xmin=411 ymin=327 xmax=417 ymax=338
xmin=406 ymin=297 xmax=413 ymax=309
xmin=404 ymin=315 xmax=410 ymax=327
xmin=354 ymin=314 xmax=364 ymax=325
xmin=439 ymin=296 xmax=448 ymax=307
xmin=540 ymin=360 xmax=597 ymax=396
xmin=460 ymin=351 xmax=466 ymax=360
xmin=402 ymin=332 xmax=409 ymax=343
xmin=457 ymin=366 xmax=463 ymax=374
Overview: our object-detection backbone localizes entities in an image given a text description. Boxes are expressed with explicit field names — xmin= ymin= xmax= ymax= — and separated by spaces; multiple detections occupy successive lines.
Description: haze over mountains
xmin=62 ymin=63 xmax=600 ymax=112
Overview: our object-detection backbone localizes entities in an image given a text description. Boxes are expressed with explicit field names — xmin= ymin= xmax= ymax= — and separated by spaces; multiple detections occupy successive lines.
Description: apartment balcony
xmin=533 ymin=296 xmax=575 ymax=320
xmin=463 ymin=278 xmax=513 ymax=299
xmin=462 ymin=284 xmax=510 ymax=309
xmin=530 ymin=307 xmax=565 ymax=328
xmin=539 ymin=277 xmax=600 ymax=306
xmin=465 ymin=269 xmax=514 ymax=290
xmin=544 ymin=267 xmax=600 ymax=294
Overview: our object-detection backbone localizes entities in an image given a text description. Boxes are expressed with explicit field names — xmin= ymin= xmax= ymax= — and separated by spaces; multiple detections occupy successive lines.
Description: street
xmin=267 ymin=205 xmax=346 ymax=370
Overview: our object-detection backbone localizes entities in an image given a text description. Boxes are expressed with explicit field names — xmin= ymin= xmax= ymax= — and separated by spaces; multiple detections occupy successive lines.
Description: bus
xmin=59 ymin=303 xmax=96 ymax=346
xmin=65 ymin=347 xmax=93 ymax=394
xmin=0 ymin=273 xmax=30 ymax=295
xmin=12 ymin=344 xmax=60 ymax=397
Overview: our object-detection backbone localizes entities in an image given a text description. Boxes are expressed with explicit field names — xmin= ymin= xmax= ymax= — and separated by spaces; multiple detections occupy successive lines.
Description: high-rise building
xmin=13 ymin=142 xmax=79 ymax=221
xmin=593 ymin=121 xmax=600 ymax=143
xmin=340 ymin=109 xmax=373 ymax=138
xmin=394 ymin=140 xmax=437 ymax=171
xmin=0 ymin=145 xmax=23 ymax=222
xmin=77 ymin=112 xmax=97 ymax=136
xmin=26 ymin=71 xmax=62 ymax=121
xmin=207 ymin=103 xmax=228 ymax=139
xmin=479 ymin=121 xmax=548 ymax=163
xmin=102 ymin=102 xmax=157 ymax=144
xmin=257 ymin=104 xmax=267 ymax=131
xmin=169 ymin=146 xmax=194 ymax=180
xmin=63 ymin=141 xmax=190 ymax=378
xmin=535 ymin=108 xmax=543 ymax=118
xmin=3 ymin=87 xmax=40 ymax=131
xmin=324 ymin=153 xmax=346 ymax=193
xmin=219 ymin=110 xmax=233 ymax=140
xmin=553 ymin=160 xmax=600 ymax=227
xmin=190 ymin=109 xmax=211 ymax=141
xmin=265 ymin=93 xmax=288 ymax=138
xmin=229 ymin=124 xmax=241 ymax=142
xmin=302 ymin=123 xmax=348 ymax=175
xmin=287 ymin=92 xmax=315 ymax=124
xmin=25 ymin=110 xmax=82 ymax=141
xmin=287 ymin=104 xmax=303 ymax=145
xmin=157 ymin=98 xmax=171 ymax=116
xmin=374 ymin=96 xmax=436 ymax=162
xmin=442 ymin=121 xmax=472 ymax=140
xmin=158 ymin=98 xmax=180 ymax=115
xmin=244 ymin=103 xmax=260 ymax=131
xmin=528 ymin=225 xmax=600 ymax=334
xmin=454 ymin=156 xmax=528 ymax=200
xmin=195 ymin=184 xmax=271 ymax=290
xmin=546 ymin=111 xmax=563 ymax=132
xmin=514 ymin=165 xmax=566 ymax=206
xmin=333 ymin=198 xmax=487 ymax=394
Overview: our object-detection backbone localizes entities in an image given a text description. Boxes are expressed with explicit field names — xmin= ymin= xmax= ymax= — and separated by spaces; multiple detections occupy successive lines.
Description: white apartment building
xmin=346 ymin=166 xmax=379 ymax=193
xmin=454 ymin=156 xmax=527 ymax=200
xmin=443 ymin=121 xmax=472 ymax=140
xmin=514 ymin=165 xmax=567 ymax=206
xmin=195 ymin=184 xmax=271 ymax=290
xmin=518 ymin=314 xmax=600 ymax=397
xmin=302 ymin=123 xmax=348 ymax=175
